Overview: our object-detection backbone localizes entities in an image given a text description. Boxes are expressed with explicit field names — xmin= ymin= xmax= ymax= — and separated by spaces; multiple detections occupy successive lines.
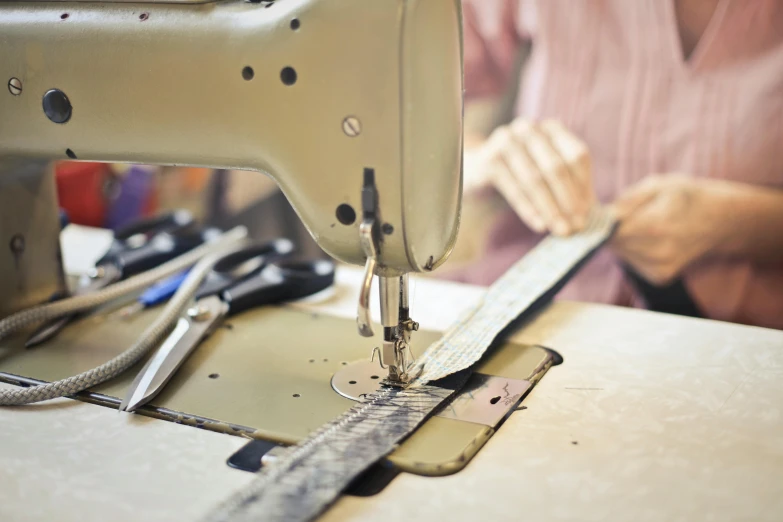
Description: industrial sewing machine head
xmin=0 ymin=0 xmax=464 ymax=384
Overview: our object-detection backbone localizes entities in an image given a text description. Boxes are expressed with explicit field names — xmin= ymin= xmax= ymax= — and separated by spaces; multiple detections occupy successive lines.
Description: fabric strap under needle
xmin=204 ymin=209 xmax=617 ymax=522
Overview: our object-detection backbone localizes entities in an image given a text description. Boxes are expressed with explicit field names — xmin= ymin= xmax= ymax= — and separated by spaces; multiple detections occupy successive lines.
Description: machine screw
xmin=401 ymin=319 xmax=419 ymax=332
xmin=8 ymin=78 xmax=22 ymax=96
xmin=342 ymin=116 xmax=361 ymax=137
xmin=188 ymin=305 xmax=212 ymax=322
xmin=88 ymin=266 xmax=106 ymax=279
xmin=9 ymin=234 xmax=25 ymax=255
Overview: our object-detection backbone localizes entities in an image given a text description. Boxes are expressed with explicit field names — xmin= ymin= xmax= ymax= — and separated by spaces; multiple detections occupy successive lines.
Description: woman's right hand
xmin=468 ymin=118 xmax=596 ymax=236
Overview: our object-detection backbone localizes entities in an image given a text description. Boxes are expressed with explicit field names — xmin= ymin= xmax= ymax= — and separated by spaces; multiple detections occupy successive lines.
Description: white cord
xmin=0 ymin=227 xmax=249 ymax=406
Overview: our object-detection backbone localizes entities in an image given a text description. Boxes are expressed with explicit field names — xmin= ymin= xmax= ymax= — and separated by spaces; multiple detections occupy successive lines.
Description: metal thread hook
xmin=370 ymin=347 xmax=387 ymax=369
xmin=356 ymin=220 xmax=377 ymax=338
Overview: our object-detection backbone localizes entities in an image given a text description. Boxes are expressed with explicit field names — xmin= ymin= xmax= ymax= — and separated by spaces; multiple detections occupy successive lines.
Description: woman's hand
xmin=609 ymin=175 xmax=732 ymax=285
xmin=466 ymin=118 xmax=596 ymax=236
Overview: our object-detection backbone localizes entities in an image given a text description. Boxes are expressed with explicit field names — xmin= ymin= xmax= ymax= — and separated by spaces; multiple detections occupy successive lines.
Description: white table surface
xmin=1 ymin=267 xmax=782 ymax=522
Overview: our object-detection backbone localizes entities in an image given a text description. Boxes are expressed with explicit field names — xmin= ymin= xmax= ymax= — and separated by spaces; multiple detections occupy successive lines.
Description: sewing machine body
xmin=0 ymin=0 xmax=463 ymax=280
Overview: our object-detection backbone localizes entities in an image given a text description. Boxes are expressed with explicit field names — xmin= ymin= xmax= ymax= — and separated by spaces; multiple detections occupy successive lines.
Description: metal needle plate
xmin=332 ymin=362 xmax=531 ymax=428
xmin=331 ymin=360 xmax=385 ymax=400
xmin=435 ymin=373 xmax=531 ymax=428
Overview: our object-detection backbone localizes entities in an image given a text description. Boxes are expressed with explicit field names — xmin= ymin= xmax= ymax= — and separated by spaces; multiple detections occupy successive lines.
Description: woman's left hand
xmin=609 ymin=175 xmax=731 ymax=285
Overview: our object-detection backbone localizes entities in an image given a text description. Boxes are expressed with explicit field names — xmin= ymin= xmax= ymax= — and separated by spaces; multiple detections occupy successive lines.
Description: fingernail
xmin=530 ymin=221 xmax=546 ymax=234
xmin=554 ymin=221 xmax=570 ymax=236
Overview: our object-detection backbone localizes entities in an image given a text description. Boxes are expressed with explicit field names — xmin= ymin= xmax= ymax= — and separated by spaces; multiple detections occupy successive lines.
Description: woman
xmin=450 ymin=0 xmax=783 ymax=329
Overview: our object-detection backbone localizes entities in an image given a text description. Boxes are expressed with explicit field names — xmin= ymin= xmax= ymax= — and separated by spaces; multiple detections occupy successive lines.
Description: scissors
xmin=120 ymin=239 xmax=335 ymax=412
xmin=26 ymin=210 xmax=219 ymax=347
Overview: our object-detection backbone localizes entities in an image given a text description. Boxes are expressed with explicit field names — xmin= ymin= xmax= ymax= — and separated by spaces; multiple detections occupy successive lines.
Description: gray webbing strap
xmin=411 ymin=209 xmax=616 ymax=385
xmin=207 ymin=385 xmax=453 ymax=522
xmin=205 ymin=209 xmax=617 ymax=522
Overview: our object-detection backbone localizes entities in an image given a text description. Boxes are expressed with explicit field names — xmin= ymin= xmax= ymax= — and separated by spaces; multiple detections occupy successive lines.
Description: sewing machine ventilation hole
xmin=209 ymin=373 xmax=220 ymax=379
xmin=349 ymin=380 xmax=357 ymax=385
xmin=242 ymin=67 xmax=254 ymax=81
xmin=336 ymin=204 xmax=356 ymax=225
xmin=280 ymin=67 xmax=297 ymax=86
xmin=290 ymin=18 xmax=300 ymax=30
xmin=370 ymin=375 xmax=379 ymax=380
xmin=60 ymin=13 xmax=68 ymax=20
xmin=489 ymin=396 xmax=501 ymax=405
xmin=65 ymin=149 xmax=76 ymax=159
xmin=293 ymin=394 xmax=300 ymax=398
xmin=139 ymin=12 xmax=149 ymax=21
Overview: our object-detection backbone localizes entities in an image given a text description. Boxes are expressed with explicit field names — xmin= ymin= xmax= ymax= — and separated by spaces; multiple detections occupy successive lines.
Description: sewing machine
xmin=3 ymin=2 xmax=783 ymax=521
xmin=0 ymin=0 xmax=464 ymax=384
xmin=1 ymin=0 xmax=564 ymax=495
xmin=0 ymin=0 xmax=548 ymax=487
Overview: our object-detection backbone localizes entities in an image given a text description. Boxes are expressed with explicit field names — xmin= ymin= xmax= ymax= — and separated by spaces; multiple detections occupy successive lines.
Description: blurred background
xmin=54 ymin=162 xmax=327 ymax=260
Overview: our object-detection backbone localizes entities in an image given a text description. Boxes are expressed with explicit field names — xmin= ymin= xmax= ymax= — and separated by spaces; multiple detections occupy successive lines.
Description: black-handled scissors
xmin=100 ymin=209 xmax=196 ymax=259
xmin=26 ymin=210 xmax=218 ymax=348
xmin=120 ymin=240 xmax=335 ymax=412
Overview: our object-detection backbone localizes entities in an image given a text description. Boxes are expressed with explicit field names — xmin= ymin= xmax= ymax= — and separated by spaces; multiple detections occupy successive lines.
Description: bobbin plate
xmin=435 ymin=374 xmax=531 ymax=428
xmin=331 ymin=361 xmax=532 ymax=428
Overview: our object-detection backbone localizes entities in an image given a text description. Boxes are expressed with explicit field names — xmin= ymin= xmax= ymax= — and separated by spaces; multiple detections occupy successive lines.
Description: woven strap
xmin=205 ymin=209 xmax=617 ymax=522
xmin=207 ymin=384 xmax=454 ymax=522
xmin=411 ymin=208 xmax=616 ymax=385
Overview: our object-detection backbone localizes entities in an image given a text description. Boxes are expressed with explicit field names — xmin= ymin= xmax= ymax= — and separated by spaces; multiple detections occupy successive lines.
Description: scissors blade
xmin=25 ymin=316 xmax=74 ymax=348
xmin=120 ymin=296 xmax=228 ymax=412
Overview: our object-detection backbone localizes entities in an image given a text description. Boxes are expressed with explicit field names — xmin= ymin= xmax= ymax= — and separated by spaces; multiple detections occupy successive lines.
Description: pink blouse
xmin=450 ymin=0 xmax=783 ymax=329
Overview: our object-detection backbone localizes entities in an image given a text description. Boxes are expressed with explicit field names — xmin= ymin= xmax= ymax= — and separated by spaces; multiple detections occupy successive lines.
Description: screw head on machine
xmin=187 ymin=305 xmax=212 ymax=322
xmin=8 ymin=78 xmax=22 ymax=96
xmin=342 ymin=116 xmax=361 ymax=137
xmin=9 ymin=234 xmax=25 ymax=254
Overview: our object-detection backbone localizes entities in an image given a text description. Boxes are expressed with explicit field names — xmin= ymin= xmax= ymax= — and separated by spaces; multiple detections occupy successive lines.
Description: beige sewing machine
xmin=0 ymin=0 xmax=463 ymax=384
xmin=0 ymin=0 xmax=554 ymax=488
xmin=3 ymin=2 xmax=783 ymax=521
xmin=0 ymin=0 xmax=567 ymax=489
xmin=1 ymin=0 xmax=547 ymax=485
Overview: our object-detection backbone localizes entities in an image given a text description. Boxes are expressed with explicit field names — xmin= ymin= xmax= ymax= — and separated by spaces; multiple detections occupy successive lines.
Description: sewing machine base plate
xmin=332 ymin=362 xmax=532 ymax=426
xmin=0 ymin=302 xmax=555 ymax=476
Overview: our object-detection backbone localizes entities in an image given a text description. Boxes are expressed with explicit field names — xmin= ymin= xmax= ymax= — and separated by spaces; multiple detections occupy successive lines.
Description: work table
xmin=1 ymin=267 xmax=782 ymax=521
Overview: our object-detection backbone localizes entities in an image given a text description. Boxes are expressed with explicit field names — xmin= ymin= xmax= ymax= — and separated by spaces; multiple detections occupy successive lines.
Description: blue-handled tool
xmin=117 ymin=269 xmax=192 ymax=319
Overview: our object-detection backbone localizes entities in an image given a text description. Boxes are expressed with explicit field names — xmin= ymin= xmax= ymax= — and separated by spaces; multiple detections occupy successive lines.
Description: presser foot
xmin=370 ymin=323 xmax=420 ymax=386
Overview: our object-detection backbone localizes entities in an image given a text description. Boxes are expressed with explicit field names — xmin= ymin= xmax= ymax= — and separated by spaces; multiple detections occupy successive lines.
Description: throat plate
xmin=332 ymin=362 xmax=532 ymax=428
